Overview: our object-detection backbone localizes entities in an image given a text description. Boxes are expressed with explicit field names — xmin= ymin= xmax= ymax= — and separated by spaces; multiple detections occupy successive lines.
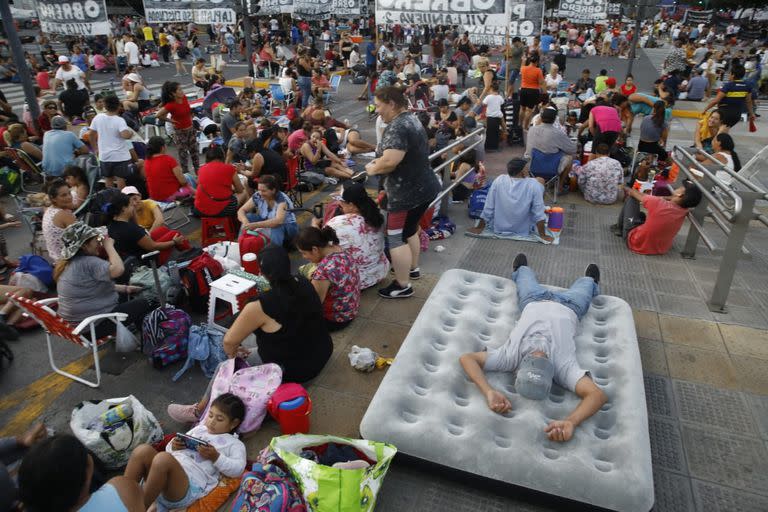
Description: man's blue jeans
xmin=512 ymin=266 xmax=599 ymax=321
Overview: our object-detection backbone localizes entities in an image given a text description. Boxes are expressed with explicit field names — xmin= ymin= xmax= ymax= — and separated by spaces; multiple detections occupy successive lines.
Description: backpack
xmin=0 ymin=165 xmax=21 ymax=195
xmin=229 ymin=459 xmax=306 ymax=512
xmin=88 ymin=188 xmax=123 ymax=227
xmin=468 ymin=182 xmax=492 ymax=219
xmin=172 ymin=324 xmax=226 ymax=381
xmin=141 ymin=306 xmax=192 ymax=369
xmin=179 ymin=252 xmax=224 ymax=312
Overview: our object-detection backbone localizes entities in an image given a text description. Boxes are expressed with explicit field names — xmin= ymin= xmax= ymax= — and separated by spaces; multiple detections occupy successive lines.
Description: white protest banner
xmin=37 ymin=0 xmax=110 ymax=36
xmin=260 ymin=0 xmax=294 ymax=15
xmin=375 ymin=0 xmax=508 ymax=28
xmin=556 ymin=0 xmax=607 ymax=21
xmin=293 ymin=0 xmax=332 ymax=19
xmin=682 ymin=9 xmax=713 ymax=26
xmin=607 ymin=2 xmax=621 ymax=15
xmin=143 ymin=0 xmax=239 ymax=25
xmin=332 ymin=0 xmax=363 ymax=17
xmin=464 ymin=0 xmax=544 ymax=46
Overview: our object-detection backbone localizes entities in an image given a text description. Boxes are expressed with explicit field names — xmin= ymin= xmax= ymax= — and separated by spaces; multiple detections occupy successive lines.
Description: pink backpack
xmin=201 ymin=358 xmax=283 ymax=434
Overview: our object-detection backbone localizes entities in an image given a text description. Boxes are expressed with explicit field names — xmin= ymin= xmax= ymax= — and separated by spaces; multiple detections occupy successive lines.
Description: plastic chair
xmin=7 ymin=294 xmax=128 ymax=388
xmin=323 ymin=74 xmax=342 ymax=104
xmin=283 ymin=156 xmax=303 ymax=208
xmin=270 ymin=83 xmax=294 ymax=109
xmin=530 ymin=149 xmax=562 ymax=203
xmin=3 ymin=148 xmax=46 ymax=193
xmin=201 ymin=216 xmax=236 ymax=247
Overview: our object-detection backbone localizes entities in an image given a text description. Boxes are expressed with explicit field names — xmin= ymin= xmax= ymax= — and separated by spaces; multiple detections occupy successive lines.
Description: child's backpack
xmin=179 ymin=252 xmax=224 ymax=312
xmin=468 ymin=182 xmax=492 ymax=219
xmin=141 ymin=306 xmax=192 ymax=369
xmin=230 ymin=458 xmax=306 ymax=512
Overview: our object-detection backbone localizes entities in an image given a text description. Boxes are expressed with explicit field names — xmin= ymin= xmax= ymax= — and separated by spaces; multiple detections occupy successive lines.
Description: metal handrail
xmin=671 ymin=146 xmax=743 ymax=222
xmin=692 ymin=148 xmax=768 ymax=198
xmin=428 ymin=127 xmax=485 ymax=162
xmin=433 ymin=135 xmax=484 ymax=176
xmin=430 ymin=166 xmax=476 ymax=209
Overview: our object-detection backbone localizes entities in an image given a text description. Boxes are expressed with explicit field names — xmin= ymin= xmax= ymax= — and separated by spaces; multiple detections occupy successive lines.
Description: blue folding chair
xmin=323 ymin=74 xmax=342 ymax=104
xmin=530 ymin=148 xmax=562 ymax=203
xmin=269 ymin=83 xmax=293 ymax=109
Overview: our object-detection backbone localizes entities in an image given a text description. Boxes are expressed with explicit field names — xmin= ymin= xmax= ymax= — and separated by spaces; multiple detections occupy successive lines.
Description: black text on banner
xmin=375 ymin=0 xmax=507 ymax=27
xmin=556 ymin=0 xmax=607 ymax=19
xmin=143 ymin=0 xmax=239 ymax=25
xmin=463 ymin=0 xmax=545 ymax=46
xmin=37 ymin=0 xmax=110 ymax=35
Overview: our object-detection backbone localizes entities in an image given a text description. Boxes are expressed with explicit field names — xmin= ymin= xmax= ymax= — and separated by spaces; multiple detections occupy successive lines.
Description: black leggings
xmin=637 ymin=140 xmax=668 ymax=161
xmin=485 ymin=117 xmax=502 ymax=150
xmin=94 ymin=297 xmax=153 ymax=339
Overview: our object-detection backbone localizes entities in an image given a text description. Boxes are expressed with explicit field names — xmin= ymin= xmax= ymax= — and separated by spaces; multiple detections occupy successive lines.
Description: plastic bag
xmin=115 ymin=322 xmax=139 ymax=353
xmin=348 ymin=345 xmax=377 ymax=372
xmin=70 ymin=395 xmax=163 ymax=469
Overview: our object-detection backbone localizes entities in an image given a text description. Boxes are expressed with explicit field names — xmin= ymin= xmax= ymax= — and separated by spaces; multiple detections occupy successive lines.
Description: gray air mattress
xmin=360 ymin=269 xmax=653 ymax=512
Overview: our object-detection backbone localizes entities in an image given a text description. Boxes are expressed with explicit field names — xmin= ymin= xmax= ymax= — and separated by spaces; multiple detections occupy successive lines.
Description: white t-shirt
xmin=484 ymin=301 xmax=588 ymax=392
xmin=270 ymin=19 xmax=279 ymax=31
xmin=279 ymin=76 xmax=294 ymax=95
xmin=483 ymin=94 xmax=504 ymax=118
xmin=546 ymin=73 xmax=563 ymax=90
xmin=125 ymin=41 xmax=140 ymax=65
xmin=55 ymin=66 xmax=86 ymax=90
xmin=115 ymin=39 xmax=125 ymax=57
xmin=430 ymin=84 xmax=449 ymax=102
xmin=89 ymin=113 xmax=132 ymax=162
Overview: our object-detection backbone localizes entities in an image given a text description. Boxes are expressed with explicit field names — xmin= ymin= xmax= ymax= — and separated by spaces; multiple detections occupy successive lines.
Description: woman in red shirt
xmin=620 ymin=74 xmax=637 ymax=96
xmin=144 ymin=136 xmax=194 ymax=202
xmin=156 ymin=81 xmax=199 ymax=174
xmin=193 ymin=146 xmax=247 ymax=217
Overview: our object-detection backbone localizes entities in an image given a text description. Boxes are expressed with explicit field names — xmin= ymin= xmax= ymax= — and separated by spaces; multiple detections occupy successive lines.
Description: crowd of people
xmin=0 ymin=9 xmax=765 ymax=511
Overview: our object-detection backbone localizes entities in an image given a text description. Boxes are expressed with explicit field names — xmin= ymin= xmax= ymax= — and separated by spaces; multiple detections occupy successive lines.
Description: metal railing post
xmin=708 ymin=191 xmax=761 ymax=312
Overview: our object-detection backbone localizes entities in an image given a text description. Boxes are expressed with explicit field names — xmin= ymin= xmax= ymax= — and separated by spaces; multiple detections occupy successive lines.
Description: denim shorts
xmin=155 ymin=482 xmax=204 ymax=512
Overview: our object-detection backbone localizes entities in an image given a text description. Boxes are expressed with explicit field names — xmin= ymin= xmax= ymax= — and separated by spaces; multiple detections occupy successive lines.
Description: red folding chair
xmin=284 ymin=156 xmax=303 ymax=207
xmin=7 ymin=294 xmax=128 ymax=387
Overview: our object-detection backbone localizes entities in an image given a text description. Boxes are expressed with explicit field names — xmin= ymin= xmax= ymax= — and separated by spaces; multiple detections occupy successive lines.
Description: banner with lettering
xmin=143 ymin=0 xmax=239 ymax=25
xmin=293 ymin=0 xmax=330 ymax=19
xmin=37 ymin=0 xmax=110 ymax=36
xmin=375 ymin=0 xmax=508 ymax=28
xmin=463 ymin=0 xmax=545 ymax=46
xmin=260 ymin=0 xmax=294 ymax=15
xmin=681 ymin=9 xmax=713 ymax=26
xmin=556 ymin=0 xmax=607 ymax=22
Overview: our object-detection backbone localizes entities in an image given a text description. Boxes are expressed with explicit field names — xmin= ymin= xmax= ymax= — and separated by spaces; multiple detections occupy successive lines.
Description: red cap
xmin=605 ymin=77 xmax=617 ymax=87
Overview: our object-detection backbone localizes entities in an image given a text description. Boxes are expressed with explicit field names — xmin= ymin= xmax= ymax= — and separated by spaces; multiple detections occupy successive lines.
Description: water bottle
xmin=547 ymin=207 xmax=564 ymax=232
xmin=99 ymin=401 xmax=134 ymax=428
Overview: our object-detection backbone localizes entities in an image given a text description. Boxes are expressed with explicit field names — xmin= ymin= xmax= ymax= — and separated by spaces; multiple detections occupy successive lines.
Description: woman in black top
xmin=223 ymin=245 xmax=333 ymax=382
xmin=296 ymin=50 xmax=314 ymax=108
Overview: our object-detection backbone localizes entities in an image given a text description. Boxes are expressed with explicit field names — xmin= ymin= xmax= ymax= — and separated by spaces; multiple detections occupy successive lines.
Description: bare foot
xmin=18 ymin=422 xmax=47 ymax=448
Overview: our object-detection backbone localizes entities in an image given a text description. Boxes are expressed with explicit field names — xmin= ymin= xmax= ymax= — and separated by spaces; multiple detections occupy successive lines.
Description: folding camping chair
xmin=284 ymin=156 xmax=303 ymax=208
xmin=7 ymin=294 xmax=128 ymax=388
xmin=11 ymin=194 xmax=46 ymax=256
xmin=530 ymin=149 xmax=563 ymax=203
xmin=3 ymin=148 xmax=46 ymax=193
xmin=323 ymin=74 xmax=342 ymax=104
xmin=270 ymin=83 xmax=294 ymax=110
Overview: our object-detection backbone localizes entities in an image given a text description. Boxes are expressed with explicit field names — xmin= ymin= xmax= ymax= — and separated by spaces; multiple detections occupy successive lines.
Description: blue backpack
xmin=229 ymin=457 xmax=306 ymax=512
xmin=468 ymin=182 xmax=492 ymax=219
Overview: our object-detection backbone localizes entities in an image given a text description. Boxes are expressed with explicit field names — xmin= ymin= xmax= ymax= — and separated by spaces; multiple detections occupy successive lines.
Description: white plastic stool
xmin=207 ymin=274 xmax=257 ymax=332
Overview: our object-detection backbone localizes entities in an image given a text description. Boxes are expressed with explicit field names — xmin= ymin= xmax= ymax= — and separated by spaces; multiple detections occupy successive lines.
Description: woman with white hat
xmin=122 ymin=73 xmax=151 ymax=112
xmin=54 ymin=222 xmax=151 ymax=337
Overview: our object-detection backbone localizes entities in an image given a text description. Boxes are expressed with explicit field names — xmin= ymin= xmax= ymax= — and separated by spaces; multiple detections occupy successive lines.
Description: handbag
xmin=70 ymin=395 xmax=163 ymax=469
xmin=271 ymin=434 xmax=397 ymax=512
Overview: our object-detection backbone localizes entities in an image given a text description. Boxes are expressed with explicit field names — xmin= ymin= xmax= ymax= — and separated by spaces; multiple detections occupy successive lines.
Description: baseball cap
xmin=125 ymin=73 xmax=142 ymax=83
xmin=58 ymin=55 xmax=70 ymax=63
xmin=605 ymin=77 xmax=617 ymax=87
xmin=515 ymin=353 xmax=555 ymax=400
xmin=121 ymin=186 xmax=141 ymax=196
xmin=51 ymin=116 xmax=67 ymax=130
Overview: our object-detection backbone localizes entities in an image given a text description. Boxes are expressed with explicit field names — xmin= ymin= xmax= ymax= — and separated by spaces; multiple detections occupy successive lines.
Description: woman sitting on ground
xmin=450 ymin=149 xmax=480 ymax=203
xmin=167 ymin=245 xmax=333 ymax=424
xmin=123 ymin=186 xmax=164 ymax=232
xmin=299 ymin=128 xmax=354 ymax=180
xmin=144 ymin=136 xmax=194 ymax=202
xmin=55 ymin=222 xmax=152 ymax=337
xmin=237 ymin=175 xmax=298 ymax=247
xmin=191 ymin=58 xmax=210 ymax=94
xmin=296 ymin=226 xmax=360 ymax=331
xmin=18 ymin=434 xmax=144 ymax=512
xmin=107 ymin=191 xmax=190 ymax=266
xmin=122 ymin=73 xmax=151 ymax=112
xmin=194 ymin=146 xmax=248 ymax=217
xmin=314 ymin=182 xmax=388 ymax=290
xmin=62 ymin=165 xmax=90 ymax=209
xmin=695 ymin=108 xmax=727 ymax=158
xmin=710 ymin=133 xmax=742 ymax=186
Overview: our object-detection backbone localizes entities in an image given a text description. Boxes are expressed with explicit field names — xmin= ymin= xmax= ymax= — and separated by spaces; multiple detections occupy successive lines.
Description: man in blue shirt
xmin=540 ymin=30 xmax=553 ymax=55
xmin=469 ymin=158 xmax=553 ymax=242
xmin=365 ymin=41 xmax=377 ymax=73
xmin=41 ymin=116 xmax=88 ymax=176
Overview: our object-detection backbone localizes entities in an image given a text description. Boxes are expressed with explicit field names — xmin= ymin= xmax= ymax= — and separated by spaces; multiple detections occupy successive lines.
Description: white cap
xmin=58 ymin=55 xmax=70 ymax=63
xmin=125 ymin=73 xmax=142 ymax=83
xmin=121 ymin=186 xmax=141 ymax=196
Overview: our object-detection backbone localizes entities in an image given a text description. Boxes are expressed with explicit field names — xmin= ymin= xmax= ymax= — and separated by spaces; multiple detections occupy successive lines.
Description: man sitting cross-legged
xmin=459 ymin=254 xmax=607 ymax=442
xmin=468 ymin=158 xmax=553 ymax=242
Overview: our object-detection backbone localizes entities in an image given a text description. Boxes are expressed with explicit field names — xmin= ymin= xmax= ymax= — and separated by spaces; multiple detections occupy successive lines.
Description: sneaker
xmin=585 ymin=264 xmax=600 ymax=284
xmin=378 ymin=281 xmax=414 ymax=299
xmin=512 ymin=253 xmax=528 ymax=272
xmin=167 ymin=403 xmax=200 ymax=423
xmin=390 ymin=268 xmax=421 ymax=280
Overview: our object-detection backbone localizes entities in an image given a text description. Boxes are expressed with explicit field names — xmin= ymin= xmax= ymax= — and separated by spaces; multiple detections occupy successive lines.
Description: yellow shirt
xmin=159 ymin=33 xmax=168 ymax=47
xmin=135 ymin=199 xmax=158 ymax=230
xmin=142 ymin=26 xmax=154 ymax=42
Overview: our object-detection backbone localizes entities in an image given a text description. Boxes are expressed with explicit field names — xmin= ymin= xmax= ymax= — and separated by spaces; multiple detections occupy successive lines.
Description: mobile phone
xmin=176 ymin=433 xmax=210 ymax=451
